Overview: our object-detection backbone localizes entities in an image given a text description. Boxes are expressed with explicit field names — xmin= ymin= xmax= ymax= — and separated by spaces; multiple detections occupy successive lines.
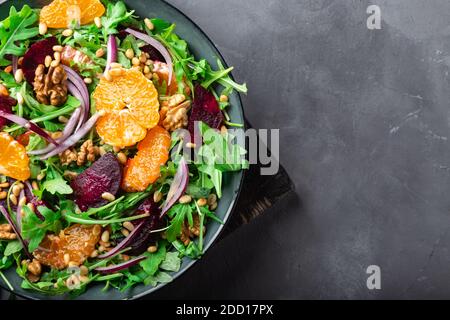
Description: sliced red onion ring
xmin=67 ymin=82 xmax=86 ymax=132
xmin=160 ymin=157 xmax=189 ymax=217
xmin=0 ymin=110 xmax=58 ymax=146
xmin=0 ymin=205 xmax=31 ymax=258
xmin=12 ymin=56 xmax=18 ymax=75
xmin=16 ymin=189 xmax=24 ymax=231
xmin=95 ymin=255 xmax=146 ymax=274
xmin=98 ymin=220 xmax=146 ymax=259
xmin=28 ymin=107 xmax=81 ymax=155
xmin=104 ymin=35 xmax=118 ymax=75
xmin=40 ymin=111 xmax=104 ymax=159
xmin=125 ymin=28 xmax=173 ymax=85
xmin=63 ymin=65 xmax=90 ymax=123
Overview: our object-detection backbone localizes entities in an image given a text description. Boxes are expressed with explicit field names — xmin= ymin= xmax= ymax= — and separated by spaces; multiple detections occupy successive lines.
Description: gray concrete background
xmin=148 ymin=0 xmax=450 ymax=299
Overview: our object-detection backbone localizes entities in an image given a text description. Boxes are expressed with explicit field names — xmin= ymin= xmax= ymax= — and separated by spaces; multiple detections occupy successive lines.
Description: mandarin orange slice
xmin=122 ymin=126 xmax=171 ymax=192
xmin=40 ymin=0 xmax=105 ymax=29
xmin=0 ymin=132 xmax=30 ymax=181
xmin=33 ymin=224 xmax=101 ymax=269
xmin=93 ymin=67 xmax=160 ymax=147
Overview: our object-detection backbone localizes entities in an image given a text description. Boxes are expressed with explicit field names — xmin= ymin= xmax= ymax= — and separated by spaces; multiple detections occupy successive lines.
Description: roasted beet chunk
xmin=22 ymin=37 xmax=58 ymax=83
xmin=188 ymin=84 xmax=224 ymax=139
xmin=128 ymin=198 xmax=164 ymax=255
xmin=71 ymin=153 xmax=122 ymax=211
xmin=0 ymin=95 xmax=17 ymax=128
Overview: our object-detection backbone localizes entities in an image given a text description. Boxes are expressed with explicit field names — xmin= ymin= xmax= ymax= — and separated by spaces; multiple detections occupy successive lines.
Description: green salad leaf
xmin=101 ymin=0 xmax=134 ymax=39
xmin=0 ymin=5 xmax=39 ymax=66
xmin=22 ymin=205 xmax=62 ymax=252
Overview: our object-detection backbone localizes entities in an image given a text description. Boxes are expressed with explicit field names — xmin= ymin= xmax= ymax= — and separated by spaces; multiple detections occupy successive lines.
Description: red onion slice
xmin=125 ymin=28 xmax=173 ymax=85
xmin=104 ymin=35 xmax=118 ymax=75
xmin=67 ymin=82 xmax=86 ymax=132
xmin=95 ymin=255 xmax=146 ymax=274
xmin=160 ymin=157 xmax=189 ymax=217
xmin=28 ymin=107 xmax=81 ymax=155
xmin=98 ymin=220 xmax=146 ymax=259
xmin=16 ymin=189 xmax=24 ymax=231
xmin=0 ymin=205 xmax=31 ymax=258
xmin=12 ymin=56 xmax=18 ymax=75
xmin=62 ymin=65 xmax=90 ymax=123
xmin=0 ymin=110 xmax=58 ymax=146
xmin=40 ymin=111 xmax=104 ymax=160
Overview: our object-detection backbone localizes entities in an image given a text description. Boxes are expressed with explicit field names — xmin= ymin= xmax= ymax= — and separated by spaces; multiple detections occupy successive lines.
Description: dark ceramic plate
xmin=0 ymin=0 xmax=245 ymax=300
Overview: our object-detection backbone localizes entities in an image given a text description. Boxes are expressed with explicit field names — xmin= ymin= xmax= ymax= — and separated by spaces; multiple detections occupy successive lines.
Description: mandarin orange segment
xmin=0 ymin=132 xmax=30 ymax=181
xmin=122 ymin=126 xmax=171 ymax=192
xmin=40 ymin=0 xmax=105 ymax=29
xmin=93 ymin=68 xmax=160 ymax=147
xmin=33 ymin=224 xmax=101 ymax=269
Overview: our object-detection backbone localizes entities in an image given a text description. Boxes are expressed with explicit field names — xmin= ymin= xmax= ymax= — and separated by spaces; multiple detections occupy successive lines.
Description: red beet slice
xmin=0 ymin=95 xmax=17 ymax=129
xmin=188 ymin=84 xmax=224 ymax=140
xmin=22 ymin=37 xmax=58 ymax=83
xmin=71 ymin=153 xmax=122 ymax=211
xmin=127 ymin=197 xmax=164 ymax=256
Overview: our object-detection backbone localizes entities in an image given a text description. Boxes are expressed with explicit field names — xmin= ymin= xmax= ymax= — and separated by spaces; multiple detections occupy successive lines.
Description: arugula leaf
xmin=101 ymin=1 xmax=134 ymax=40
xmin=159 ymin=252 xmax=181 ymax=272
xmin=0 ymin=5 xmax=39 ymax=66
xmin=22 ymin=205 xmax=62 ymax=252
xmin=139 ymin=244 xmax=166 ymax=276
xmin=166 ymin=203 xmax=191 ymax=242
xmin=3 ymin=240 xmax=22 ymax=256
xmin=42 ymin=166 xmax=73 ymax=195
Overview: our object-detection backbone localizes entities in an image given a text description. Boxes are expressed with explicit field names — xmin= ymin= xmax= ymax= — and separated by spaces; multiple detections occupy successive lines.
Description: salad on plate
xmin=0 ymin=0 xmax=247 ymax=296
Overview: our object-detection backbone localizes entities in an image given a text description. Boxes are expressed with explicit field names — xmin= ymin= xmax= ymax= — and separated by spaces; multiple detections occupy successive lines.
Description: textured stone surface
xmin=148 ymin=0 xmax=450 ymax=299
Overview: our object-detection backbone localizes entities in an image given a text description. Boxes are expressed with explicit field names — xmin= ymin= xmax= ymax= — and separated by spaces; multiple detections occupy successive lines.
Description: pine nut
xmin=125 ymin=48 xmax=134 ymax=59
xmin=101 ymin=192 xmax=115 ymax=202
xmin=92 ymin=225 xmax=102 ymax=236
xmin=37 ymin=173 xmax=46 ymax=181
xmin=123 ymin=221 xmax=134 ymax=232
xmin=79 ymin=265 xmax=89 ymax=276
xmin=16 ymin=92 xmax=24 ymax=105
xmin=147 ymin=245 xmax=158 ymax=253
xmin=90 ymin=250 xmax=98 ymax=258
xmin=220 ymin=95 xmax=229 ymax=102
xmin=144 ymin=18 xmax=154 ymax=30
xmin=58 ymin=115 xmax=68 ymax=123
xmin=14 ymin=69 xmax=23 ymax=83
xmin=145 ymin=72 xmax=153 ymax=80
xmin=112 ymin=146 xmax=121 ymax=153
xmin=9 ymin=194 xmax=17 ymax=206
xmin=44 ymin=55 xmax=52 ymax=68
xmin=210 ymin=202 xmax=218 ymax=211
xmin=98 ymin=245 xmax=105 ymax=252
xmin=179 ymin=195 xmax=192 ymax=204
xmin=117 ymin=152 xmax=127 ymax=165
xmin=94 ymin=16 xmax=102 ymax=28
xmin=144 ymin=66 xmax=151 ymax=74
xmin=108 ymin=68 xmax=123 ymax=77
xmin=139 ymin=53 xmax=147 ymax=63
xmin=197 ymin=198 xmax=207 ymax=207
xmin=62 ymin=29 xmax=73 ymax=37
xmin=18 ymin=57 xmax=24 ymax=66
xmin=54 ymin=51 xmax=61 ymax=62
xmin=18 ymin=196 xmax=27 ymax=207
xmin=4 ymin=66 xmax=12 ymax=73
xmin=121 ymin=228 xmax=129 ymax=237
xmin=99 ymin=146 xmax=106 ymax=156
xmin=31 ymin=181 xmax=38 ymax=190
xmin=95 ymin=48 xmax=105 ymax=58
xmin=0 ymin=191 xmax=6 ymax=200
xmin=39 ymin=22 xmax=47 ymax=35
xmin=0 ymin=84 xmax=8 ymax=96
xmin=0 ymin=182 xmax=9 ymax=188
xmin=68 ymin=261 xmax=78 ymax=268
xmin=27 ymin=203 xmax=35 ymax=212
xmin=16 ymin=182 xmax=24 ymax=189
xmin=64 ymin=254 xmax=70 ymax=265
xmin=207 ymin=194 xmax=217 ymax=206
xmin=101 ymin=230 xmax=110 ymax=242
xmin=12 ymin=185 xmax=21 ymax=197
xmin=83 ymin=77 xmax=92 ymax=84
xmin=52 ymin=45 xmax=63 ymax=52
xmin=110 ymin=62 xmax=122 ymax=69
xmin=104 ymin=71 xmax=112 ymax=81
xmin=50 ymin=60 xmax=60 ymax=67
xmin=153 ymin=190 xmax=162 ymax=203
xmin=131 ymin=57 xmax=140 ymax=66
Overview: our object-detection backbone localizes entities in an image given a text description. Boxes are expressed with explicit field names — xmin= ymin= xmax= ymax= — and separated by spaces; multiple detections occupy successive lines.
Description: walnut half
xmin=33 ymin=64 xmax=68 ymax=107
